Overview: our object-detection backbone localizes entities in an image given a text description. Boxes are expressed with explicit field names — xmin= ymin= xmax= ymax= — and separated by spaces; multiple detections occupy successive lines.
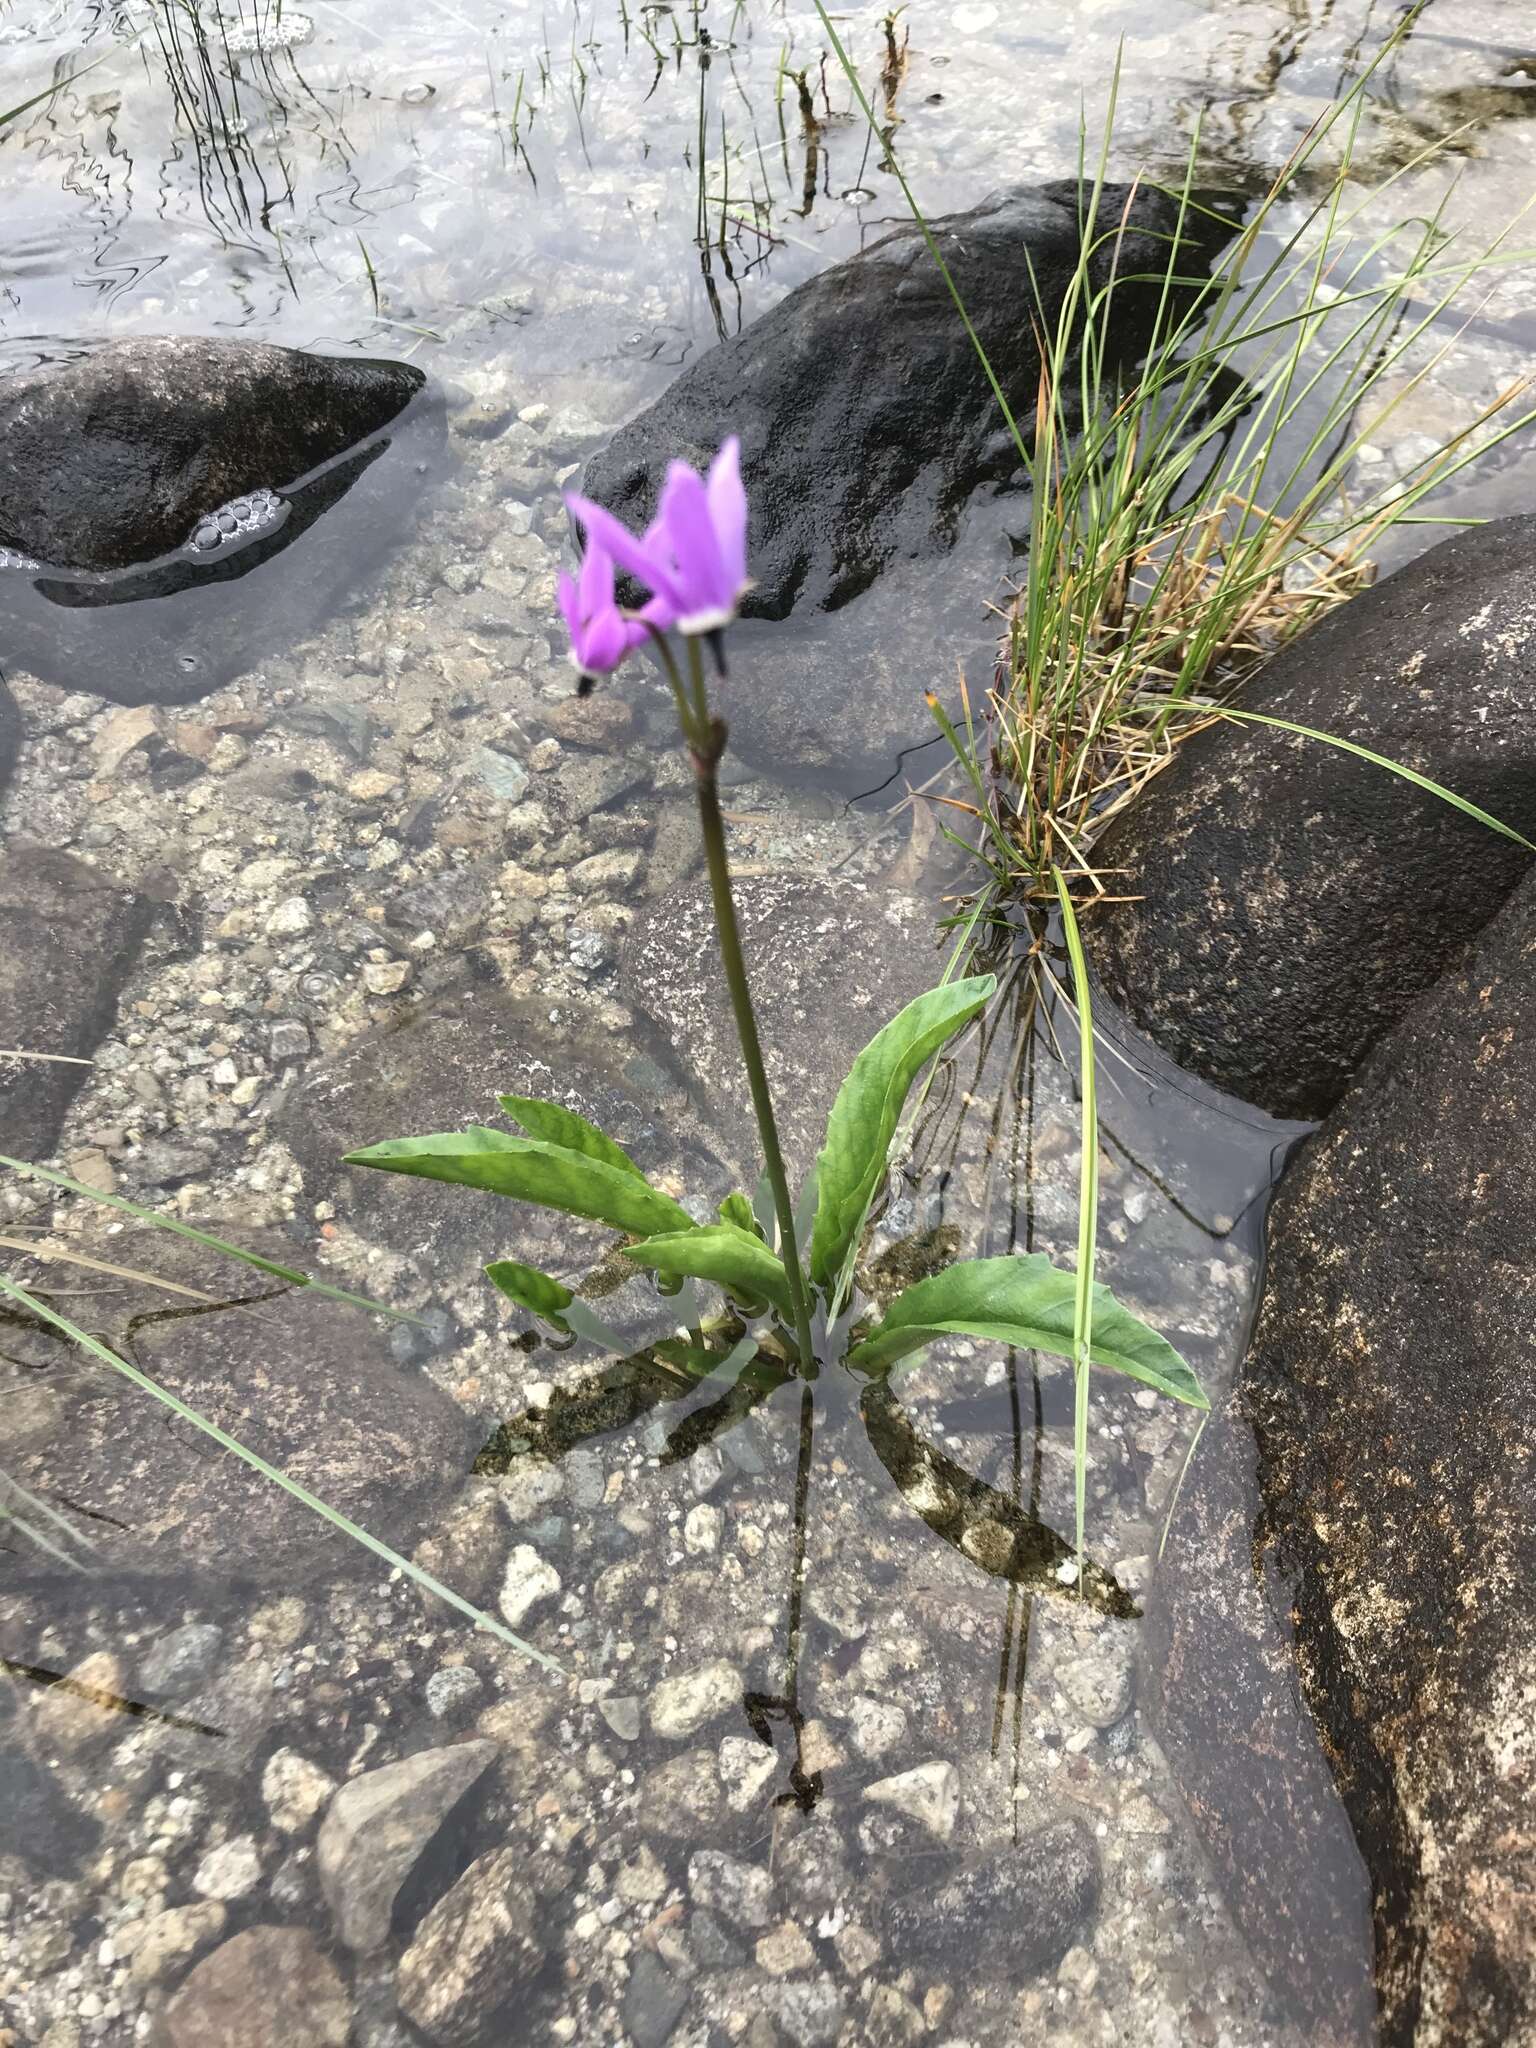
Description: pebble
xmin=639 ymin=1749 xmax=723 ymax=1839
xmin=395 ymin=1848 xmax=545 ymax=2046
xmin=649 ymin=1660 xmax=741 ymax=1740
xmin=757 ymin=1921 xmax=816 ymax=1976
xmin=688 ymin=1850 xmax=773 ymax=1930
xmin=262 ymin=1748 xmax=338 ymax=1833
xmin=1057 ymin=1631 xmax=1135 ymax=1730
xmin=425 ymin=1665 xmax=484 ymax=1719
xmin=599 ymin=1695 xmax=643 ymax=1743
xmin=267 ymin=896 xmax=314 ymax=938
xmin=122 ymin=1902 xmax=226 ymax=1987
xmin=622 ymin=1952 xmax=690 ymax=2048
xmin=30 ymin=1651 xmax=127 ymax=1757
xmin=683 ymin=1503 xmax=722 ymax=1553
xmin=847 ymin=1696 xmax=906 ymax=1761
xmin=499 ymin=1544 xmax=562 ymax=1629
xmin=362 ymin=957 xmax=412 ymax=996
xmin=192 ymin=1835 xmax=263 ymax=1901
xmin=718 ymin=1735 xmax=778 ymax=1813
xmin=316 ymin=1740 xmax=498 ymax=1952
xmin=862 ymin=1761 xmax=960 ymax=1841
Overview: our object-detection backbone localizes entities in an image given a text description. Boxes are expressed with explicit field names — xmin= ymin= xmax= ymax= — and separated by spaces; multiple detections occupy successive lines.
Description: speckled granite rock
xmin=1147 ymin=862 xmax=1536 ymax=2046
xmin=1091 ymin=516 xmax=1536 ymax=1120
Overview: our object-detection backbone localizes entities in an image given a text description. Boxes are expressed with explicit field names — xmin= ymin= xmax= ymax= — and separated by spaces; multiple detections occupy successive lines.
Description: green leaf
xmin=846 ymin=1254 xmax=1207 ymax=1408
xmin=718 ymin=1191 xmax=762 ymax=1237
xmin=496 ymin=1094 xmax=648 ymax=1179
xmin=485 ymin=1258 xmax=574 ymax=1330
xmin=808 ymin=976 xmax=996 ymax=1299
xmin=622 ymin=1224 xmax=794 ymax=1318
xmin=345 ymin=1131 xmax=695 ymax=1238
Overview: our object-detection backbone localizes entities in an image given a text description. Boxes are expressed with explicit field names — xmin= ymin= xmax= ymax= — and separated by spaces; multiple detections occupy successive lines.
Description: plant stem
xmin=677 ymin=637 xmax=820 ymax=1376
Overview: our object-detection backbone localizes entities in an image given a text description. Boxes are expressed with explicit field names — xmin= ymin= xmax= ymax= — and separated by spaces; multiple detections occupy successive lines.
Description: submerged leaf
xmin=846 ymin=1253 xmax=1206 ymax=1407
xmin=485 ymin=1258 xmax=574 ymax=1331
xmin=808 ymin=976 xmax=996 ymax=1301
xmin=496 ymin=1093 xmax=649 ymax=1179
xmin=345 ymin=1130 xmax=695 ymax=1238
xmin=623 ymin=1223 xmax=794 ymax=1318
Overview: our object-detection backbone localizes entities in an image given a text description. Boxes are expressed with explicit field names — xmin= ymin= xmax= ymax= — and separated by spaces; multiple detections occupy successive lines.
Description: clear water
xmin=0 ymin=2 xmax=1532 ymax=2043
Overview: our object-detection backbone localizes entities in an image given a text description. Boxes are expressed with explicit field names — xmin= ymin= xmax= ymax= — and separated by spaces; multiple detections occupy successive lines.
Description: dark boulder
xmin=0 ymin=337 xmax=422 ymax=571
xmin=583 ymin=184 xmax=1209 ymax=782
xmin=0 ymin=1228 xmax=474 ymax=1586
xmin=0 ymin=337 xmax=443 ymax=716
xmin=1146 ymin=863 xmax=1536 ymax=2046
xmin=0 ymin=846 xmax=154 ymax=1161
xmin=1090 ymin=515 xmax=1536 ymax=1121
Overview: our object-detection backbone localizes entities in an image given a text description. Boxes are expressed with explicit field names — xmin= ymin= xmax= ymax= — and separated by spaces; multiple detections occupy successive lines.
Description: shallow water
xmin=0 ymin=2 xmax=1532 ymax=2043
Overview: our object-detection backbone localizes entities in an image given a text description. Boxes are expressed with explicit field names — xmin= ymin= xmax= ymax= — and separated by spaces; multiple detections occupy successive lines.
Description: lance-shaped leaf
xmin=345 ymin=1129 xmax=695 ymax=1238
xmin=485 ymin=1258 xmax=574 ymax=1331
xmin=846 ymin=1253 xmax=1207 ymax=1408
xmin=497 ymin=1094 xmax=646 ymax=1180
xmin=809 ymin=975 xmax=996 ymax=1298
xmin=622 ymin=1224 xmax=794 ymax=1318
xmin=718 ymin=1191 xmax=762 ymax=1238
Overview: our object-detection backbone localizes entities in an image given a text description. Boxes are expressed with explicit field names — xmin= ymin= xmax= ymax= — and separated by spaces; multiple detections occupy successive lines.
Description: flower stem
xmin=673 ymin=635 xmax=819 ymax=1376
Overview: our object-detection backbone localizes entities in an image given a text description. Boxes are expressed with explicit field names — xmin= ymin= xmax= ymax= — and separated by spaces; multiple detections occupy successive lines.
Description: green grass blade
xmin=0 ymin=1270 xmax=562 ymax=1672
xmin=1054 ymin=869 xmax=1100 ymax=1591
xmin=0 ymin=1155 xmax=419 ymax=1322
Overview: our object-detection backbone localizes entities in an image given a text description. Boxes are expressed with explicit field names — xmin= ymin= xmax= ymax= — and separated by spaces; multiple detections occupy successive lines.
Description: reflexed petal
xmin=658 ymin=461 xmax=729 ymax=614
xmin=576 ymin=536 xmax=618 ymax=616
xmin=706 ymin=437 xmax=749 ymax=599
xmin=566 ymin=493 xmax=683 ymax=606
xmin=556 ymin=567 xmax=582 ymax=642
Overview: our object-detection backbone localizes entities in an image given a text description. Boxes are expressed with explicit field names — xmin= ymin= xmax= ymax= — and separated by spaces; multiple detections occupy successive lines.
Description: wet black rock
xmin=395 ymin=1846 xmax=547 ymax=2046
xmin=0 ymin=846 xmax=154 ymax=1161
xmin=274 ymin=984 xmax=733 ymax=1301
xmin=621 ymin=874 xmax=941 ymax=1186
xmin=582 ymin=185 xmax=1205 ymax=783
xmin=0 ymin=337 xmax=422 ymax=571
xmin=1147 ymin=864 xmax=1536 ymax=2048
xmin=1090 ymin=516 xmax=1536 ymax=1121
xmin=0 ymin=1228 xmax=474 ymax=1585
xmin=881 ymin=1819 xmax=1100 ymax=1974
xmin=0 ymin=338 xmax=443 ymax=716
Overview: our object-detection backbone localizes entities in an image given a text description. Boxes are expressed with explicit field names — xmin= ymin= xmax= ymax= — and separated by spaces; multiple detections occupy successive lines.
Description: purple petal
xmin=566 ymin=493 xmax=684 ymax=607
xmin=657 ymin=461 xmax=730 ymax=618
xmin=556 ymin=567 xmax=582 ymax=644
xmin=576 ymin=536 xmax=618 ymax=617
xmin=706 ymin=437 xmax=748 ymax=599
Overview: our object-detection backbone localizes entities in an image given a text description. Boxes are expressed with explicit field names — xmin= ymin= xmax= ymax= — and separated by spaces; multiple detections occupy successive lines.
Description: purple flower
xmin=567 ymin=436 xmax=750 ymax=637
xmin=556 ymin=540 xmax=670 ymax=678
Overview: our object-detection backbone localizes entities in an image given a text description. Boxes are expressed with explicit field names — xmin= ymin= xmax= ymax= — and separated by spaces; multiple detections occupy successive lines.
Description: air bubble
xmin=185 ymin=486 xmax=285 ymax=556
xmin=225 ymin=12 xmax=314 ymax=52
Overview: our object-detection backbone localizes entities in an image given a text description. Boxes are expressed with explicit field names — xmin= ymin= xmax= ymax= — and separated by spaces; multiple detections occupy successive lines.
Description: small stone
xmin=140 ymin=1622 xmax=224 ymax=1701
xmin=719 ymin=1734 xmax=778 ymax=1813
xmin=650 ymin=1659 xmax=741 ymax=1740
xmin=833 ymin=1922 xmax=880 ymax=1975
xmin=622 ymin=1952 xmax=690 ymax=2048
xmin=499 ymin=1458 xmax=565 ymax=1522
xmin=570 ymin=846 xmax=643 ymax=895
xmin=362 ymin=957 xmax=412 ymax=997
xmin=425 ymin=1665 xmax=484 ymax=1720
xmin=862 ymin=1761 xmax=959 ymax=1841
xmin=545 ymin=696 xmax=635 ymax=749
xmin=690 ymin=1909 xmax=746 ymax=1971
xmin=269 ymin=1018 xmax=311 ymax=1060
xmin=192 ymin=1835 xmax=262 ymax=1901
xmin=799 ymin=1719 xmax=845 ymax=1779
xmin=615 ymin=1844 xmax=669 ymax=1906
xmin=468 ymin=746 xmax=529 ymax=802
xmin=683 ymin=1503 xmax=722 ymax=1554
xmin=124 ymin=1901 xmax=227 ymax=1986
xmin=93 ymin=702 xmax=160 ymax=774
xmin=599 ymin=1695 xmax=643 ymax=1743
xmin=865 ymin=1984 xmax=925 ymax=2045
xmin=1057 ymin=1631 xmax=1135 ymax=1729
xmin=396 ymin=1847 xmax=545 ymax=2047
xmin=347 ymin=768 xmax=398 ymax=801
xmin=641 ymin=1749 xmax=724 ymax=1840
xmin=317 ymin=1740 xmax=498 ymax=1953
xmin=30 ymin=1651 xmax=126 ymax=1757
xmin=688 ymin=1850 xmax=773 ymax=1930
xmin=1056 ymin=1944 xmax=1100 ymax=1996
xmin=262 ymin=1748 xmax=337 ymax=1833
xmin=500 ymin=1544 xmax=561 ymax=1629
xmin=959 ymin=1516 xmax=1015 ymax=1574
xmin=848 ymin=1696 xmax=906 ymax=1762
xmin=771 ymin=1977 xmax=846 ymax=2048
xmin=161 ymin=1927 xmax=349 ymax=2047
xmin=757 ymin=1921 xmax=816 ymax=1976
xmin=267 ymin=896 xmax=314 ymax=938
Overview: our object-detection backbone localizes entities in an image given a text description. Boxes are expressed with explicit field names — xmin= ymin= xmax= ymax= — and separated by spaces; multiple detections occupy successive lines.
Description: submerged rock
xmin=881 ymin=1819 xmax=1100 ymax=1974
xmin=1148 ymin=864 xmax=1536 ymax=2046
xmin=1090 ymin=516 xmax=1536 ymax=1121
xmin=0 ymin=337 xmax=442 ymax=720
xmin=621 ymin=874 xmax=940 ymax=1184
xmin=395 ymin=1846 xmax=547 ymax=2046
xmin=317 ymin=1738 xmax=498 ymax=1953
xmin=0 ymin=337 xmax=421 ymax=571
xmin=582 ymin=184 xmax=1207 ymax=781
xmin=0 ymin=1228 xmax=473 ymax=1584
xmin=160 ymin=1925 xmax=350 ymax=2048
xmin=0 ymin=846 xmax=154 ymax=1161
